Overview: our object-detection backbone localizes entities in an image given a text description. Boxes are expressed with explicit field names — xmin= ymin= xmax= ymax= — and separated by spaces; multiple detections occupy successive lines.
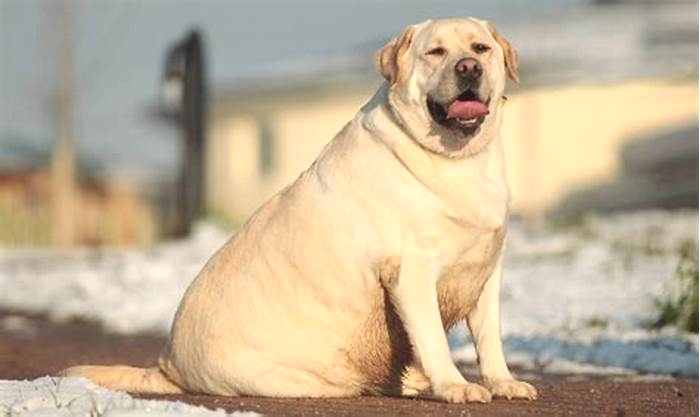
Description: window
xmin=258 ymin=118 xmax=274 ymax=176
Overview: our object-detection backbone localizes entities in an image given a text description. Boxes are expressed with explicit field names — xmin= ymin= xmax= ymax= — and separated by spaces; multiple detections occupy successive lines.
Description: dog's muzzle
xmin=427 ymin=88 xmax=490 ymax=135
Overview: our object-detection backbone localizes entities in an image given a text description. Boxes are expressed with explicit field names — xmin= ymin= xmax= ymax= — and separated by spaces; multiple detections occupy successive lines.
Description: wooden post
xmin=49 ymin=0 xmax=78 ymax=247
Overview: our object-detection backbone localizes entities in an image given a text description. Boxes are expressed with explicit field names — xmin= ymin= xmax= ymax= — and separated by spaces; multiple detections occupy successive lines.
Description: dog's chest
xmin=411 ymin=171 xmax=509 ymax=329
xmin=436 ymin=225 xmax=506 ymax=330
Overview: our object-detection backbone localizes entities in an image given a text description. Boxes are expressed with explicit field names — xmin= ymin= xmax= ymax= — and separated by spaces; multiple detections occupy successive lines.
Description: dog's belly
xmin=165 ymin=284 xmax=372 ymax=396
xmin=163 ymin=239 xmax=383 ymax=396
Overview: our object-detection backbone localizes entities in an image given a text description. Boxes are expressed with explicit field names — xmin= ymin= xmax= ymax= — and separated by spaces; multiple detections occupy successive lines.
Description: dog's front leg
xmin=466 ymin=255 xmax=537 ymax=400
xmin=385 ymin=249 xmax=491 ymax=403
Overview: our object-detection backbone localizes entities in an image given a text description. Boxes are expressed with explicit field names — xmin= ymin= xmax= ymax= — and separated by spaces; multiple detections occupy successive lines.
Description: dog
xmin=63 ymin=17 xmax=537 ymax=403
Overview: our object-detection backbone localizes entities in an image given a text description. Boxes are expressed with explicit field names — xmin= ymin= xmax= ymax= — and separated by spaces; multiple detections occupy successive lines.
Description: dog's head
xmin=376 ymin=18 xmax=518 ymax=157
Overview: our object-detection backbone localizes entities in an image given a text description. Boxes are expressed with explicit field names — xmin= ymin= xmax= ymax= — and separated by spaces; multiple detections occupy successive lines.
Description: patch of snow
xmin=502 ymin=210 xmax=697 ymax=335
xmin=0 ymin=223 xmax=228 ymax=334
xmin=0 ymin=377 xmax=258 ymax=417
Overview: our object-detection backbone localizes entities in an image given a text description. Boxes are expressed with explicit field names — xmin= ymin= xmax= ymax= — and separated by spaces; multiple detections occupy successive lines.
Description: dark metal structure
xmin=162 ymin=29 xmax=207 ymax=236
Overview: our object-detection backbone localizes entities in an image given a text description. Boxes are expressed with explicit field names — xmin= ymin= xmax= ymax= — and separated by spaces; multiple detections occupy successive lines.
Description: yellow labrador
xmin=64 ymin=17 xmax=536 ymax=403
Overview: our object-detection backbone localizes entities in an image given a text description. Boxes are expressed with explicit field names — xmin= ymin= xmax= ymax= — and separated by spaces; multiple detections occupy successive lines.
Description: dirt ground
xmin=0 ymin=309 xmax=697 ymax=417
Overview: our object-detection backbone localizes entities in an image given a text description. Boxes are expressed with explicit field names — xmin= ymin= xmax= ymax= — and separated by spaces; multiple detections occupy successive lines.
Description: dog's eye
xmin=472 ymin=43 xmax=491 ymax=54
xmin=425 ymin=47 xmax=447 ymax=57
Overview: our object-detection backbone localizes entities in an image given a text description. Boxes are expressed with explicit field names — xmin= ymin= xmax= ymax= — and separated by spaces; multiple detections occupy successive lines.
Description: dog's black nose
xmin=455 ymin=58 xmax=482 ymax=81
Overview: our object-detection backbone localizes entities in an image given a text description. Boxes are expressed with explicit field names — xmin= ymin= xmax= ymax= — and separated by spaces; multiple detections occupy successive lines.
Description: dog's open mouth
xmin=427 ymin=89 xmax=490 ymax=135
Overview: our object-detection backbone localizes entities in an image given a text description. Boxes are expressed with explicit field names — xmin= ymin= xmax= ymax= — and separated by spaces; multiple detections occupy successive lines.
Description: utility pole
xmin=49 ymin=0 xmax=78 ymax=246
xmin=180 ymin=30 xmax=207 ymax=234
xmin=162 ymin=30 xmax=207 ymax=236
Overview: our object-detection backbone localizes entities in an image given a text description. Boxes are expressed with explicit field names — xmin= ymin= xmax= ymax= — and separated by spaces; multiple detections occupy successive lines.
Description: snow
xmin=0 ymin=210 xmax=697 ymax=381
xmin=0 ymin=377 xmax=259 ymax=417
xmin=504 ymin=211 xmax=696 ymax=334
xmin=0 ymin=223 xmax=228 ymax=335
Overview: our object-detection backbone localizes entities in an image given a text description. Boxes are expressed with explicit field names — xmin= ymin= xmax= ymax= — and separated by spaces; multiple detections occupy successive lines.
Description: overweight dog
xmin=64 ymin=17 xmax=537 ymax=403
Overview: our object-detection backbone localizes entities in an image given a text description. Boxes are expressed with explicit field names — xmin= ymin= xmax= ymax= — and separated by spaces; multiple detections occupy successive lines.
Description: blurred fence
xmin=0 ymin=168 xmax=157 ymax=247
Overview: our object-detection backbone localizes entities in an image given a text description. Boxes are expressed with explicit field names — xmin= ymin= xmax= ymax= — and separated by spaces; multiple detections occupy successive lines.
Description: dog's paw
xmin=434 ymin=381 xmax=492 ymax=403
xmin=485 ymin=379 xmax=537 ymax=400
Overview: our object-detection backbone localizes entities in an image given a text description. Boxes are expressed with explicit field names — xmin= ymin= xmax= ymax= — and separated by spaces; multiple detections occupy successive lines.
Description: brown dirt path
xmin=1 ymin=310 xmax=697 ymax=417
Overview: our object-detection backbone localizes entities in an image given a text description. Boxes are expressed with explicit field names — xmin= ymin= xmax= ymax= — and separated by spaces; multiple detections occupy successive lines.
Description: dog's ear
xmin=485 ymin=22 xmax=519 ymax=83
xmin=376 ymin=25 xmax=417 ymax=86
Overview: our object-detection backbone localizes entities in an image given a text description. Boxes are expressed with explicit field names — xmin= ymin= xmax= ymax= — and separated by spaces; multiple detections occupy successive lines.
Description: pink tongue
xmin=446 ymin=100 xmax=489 ymax=120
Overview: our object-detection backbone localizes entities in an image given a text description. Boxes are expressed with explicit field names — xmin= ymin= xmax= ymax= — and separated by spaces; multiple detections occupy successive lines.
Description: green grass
xmin=652 ymin=239 xmax=699 ymax=333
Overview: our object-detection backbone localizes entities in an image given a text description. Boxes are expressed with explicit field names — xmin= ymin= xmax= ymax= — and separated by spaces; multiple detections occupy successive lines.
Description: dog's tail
xmin=60 ymin=365 xmax=184 ymax=394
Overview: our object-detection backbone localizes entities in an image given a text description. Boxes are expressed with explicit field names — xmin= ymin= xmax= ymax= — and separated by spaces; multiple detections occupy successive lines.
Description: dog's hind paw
xmin=400 ymin=366 xmax=431 ymax=397
xmin=485 ymin=379 xmax=537 ymax=400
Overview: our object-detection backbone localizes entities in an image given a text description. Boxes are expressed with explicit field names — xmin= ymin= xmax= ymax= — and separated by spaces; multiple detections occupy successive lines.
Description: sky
xmin=0 ymin=0 xmax=696 ymax=180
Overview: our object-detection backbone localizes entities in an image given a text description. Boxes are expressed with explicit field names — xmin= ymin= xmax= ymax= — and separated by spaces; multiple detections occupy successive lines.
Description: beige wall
xmin=207 ymin=79 xmax=697 ymax=223
xmin=503 ymin=79 xmax=697 ymax=217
